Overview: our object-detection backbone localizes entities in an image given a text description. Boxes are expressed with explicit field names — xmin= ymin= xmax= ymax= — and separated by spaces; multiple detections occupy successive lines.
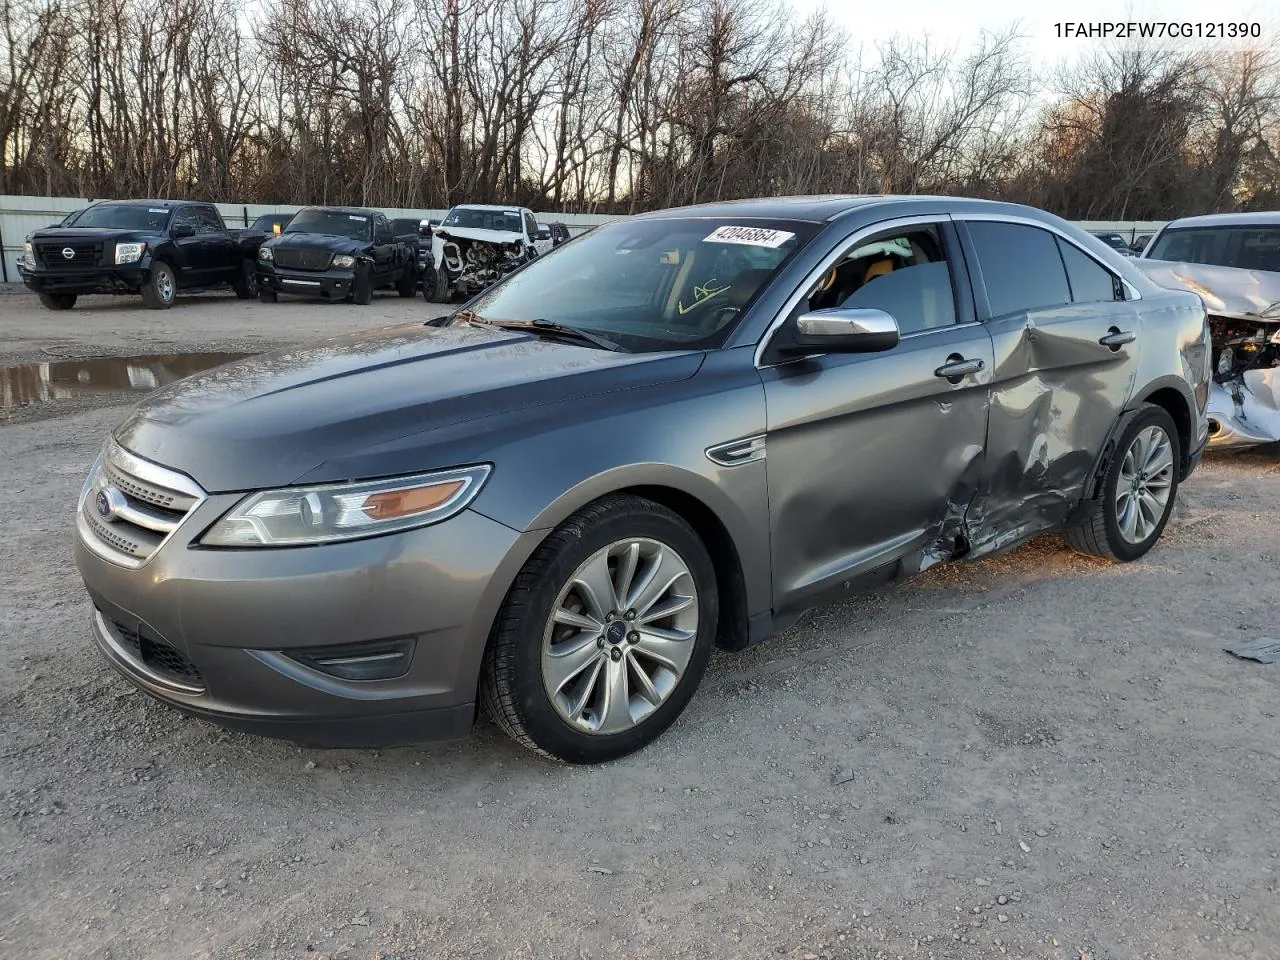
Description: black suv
xmin=19 ymin=200 xmax=267 ymax=310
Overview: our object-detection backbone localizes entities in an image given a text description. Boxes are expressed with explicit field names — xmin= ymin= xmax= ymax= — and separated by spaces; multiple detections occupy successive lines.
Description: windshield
xmin=285 ymin=210 xmax=372 ymax=241
xmin=443 ymin=207 xmax=524 ymax=232
xmin=466 ymin=217 xmax=817 ymax=351
xmin=1148 ymin=225 xmax=1280 ymax=272
xmin=70 ymin=205 xmax=171 ymax=230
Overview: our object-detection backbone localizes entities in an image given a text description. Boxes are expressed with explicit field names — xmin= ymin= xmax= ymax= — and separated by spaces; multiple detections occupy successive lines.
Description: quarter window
xmin=966 ymin=221 xmax=1071 ymax=317
xmin=805 ymin=226 xmax=957 ymax=335
xmin=1057 ymin=239 xmax=1119 ymax=303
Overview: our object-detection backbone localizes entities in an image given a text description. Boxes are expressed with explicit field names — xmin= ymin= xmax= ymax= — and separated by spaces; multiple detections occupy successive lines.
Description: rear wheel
xmin=231 ymin=259 xmax=258 ymax=299
xmin=38 ymin=292 xmax=76 ymax=311
xmin=140 ymin=262 xmax=176 ymax=309
xmin=1065 ymin=404 xmax=1181 ymax=562
xmin=482 ymin=495 xmax=717 ymax=763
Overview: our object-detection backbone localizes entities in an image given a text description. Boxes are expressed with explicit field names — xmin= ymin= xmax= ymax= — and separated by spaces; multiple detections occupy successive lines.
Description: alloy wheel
xmin=1114 ymin=424 xmax=1175 ymax=544
xmin=541 ymin=537 xmax=699 ymax=735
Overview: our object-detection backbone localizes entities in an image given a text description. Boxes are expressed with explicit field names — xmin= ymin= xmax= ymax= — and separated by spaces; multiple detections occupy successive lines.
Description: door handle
xmin=934 ymin=355 xmax=985 ymax=383
xmin=1099 ymin=327 xmax=1136 ymax=350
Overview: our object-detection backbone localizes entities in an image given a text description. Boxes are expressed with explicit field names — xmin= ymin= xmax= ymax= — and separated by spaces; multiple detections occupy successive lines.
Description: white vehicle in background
xmin=423 ymin=204 xmax=553 ymax=301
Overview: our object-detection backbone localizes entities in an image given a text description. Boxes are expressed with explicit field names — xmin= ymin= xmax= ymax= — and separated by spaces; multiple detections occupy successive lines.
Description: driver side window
xmin=804 ymin=225 xmax=958 ymax=335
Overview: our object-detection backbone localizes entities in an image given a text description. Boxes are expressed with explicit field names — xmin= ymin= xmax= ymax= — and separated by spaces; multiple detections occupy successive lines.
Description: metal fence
xmin=0 ymin=193 xmax=1167 ymax=285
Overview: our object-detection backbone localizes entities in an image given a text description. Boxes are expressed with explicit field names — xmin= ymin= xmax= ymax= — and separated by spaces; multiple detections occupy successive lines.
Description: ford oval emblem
xmin=62 ymin=246 xmax=76 ymax=260
xmin=95 ymin=486 xmax=126 ymax=522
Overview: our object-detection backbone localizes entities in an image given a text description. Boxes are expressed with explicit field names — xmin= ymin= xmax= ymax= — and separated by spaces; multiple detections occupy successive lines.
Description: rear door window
xmin=965 ymin=221 xmax=1071 ymax=317
xmin=1057 ymin=239 xmax=1119 ymax=303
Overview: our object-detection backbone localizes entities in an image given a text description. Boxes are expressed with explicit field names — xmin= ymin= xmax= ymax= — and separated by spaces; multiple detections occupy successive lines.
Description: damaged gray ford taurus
xmin=74 ymin=196 xmax=1212 ymax=763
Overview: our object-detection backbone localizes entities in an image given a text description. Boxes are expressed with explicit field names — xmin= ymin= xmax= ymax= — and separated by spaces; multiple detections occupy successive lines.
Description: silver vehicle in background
xmin=1137 ymin=212 xmax=1280 ymax=448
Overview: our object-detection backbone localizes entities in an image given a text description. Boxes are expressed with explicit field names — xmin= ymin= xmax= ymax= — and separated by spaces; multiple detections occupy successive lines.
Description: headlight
xmin=115 ymin=242 xmax=146 ymax=265
xmin=1217 ymin=346 xmax=1234 ymax=376
xmin=332 ymin=254 xmax=356 ymax=269
xmin=21 ymin=241 xmax=33 ymax=266
xmin=258 ymin=246 xmax=273 ymax=261
xmin=200 ymin=465 xmax=491 ymax=547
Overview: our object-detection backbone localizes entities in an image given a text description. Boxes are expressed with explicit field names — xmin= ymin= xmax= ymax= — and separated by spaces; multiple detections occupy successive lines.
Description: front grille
xmin=77 ymin=440 xmax=205 ymax=568
xmin=273 ymin=247 xmax=332 ymax=271
xmin=102 ymin=613 xmax=205 ymax=691
xmin=36 ymin=240 xmax=103 ymax=267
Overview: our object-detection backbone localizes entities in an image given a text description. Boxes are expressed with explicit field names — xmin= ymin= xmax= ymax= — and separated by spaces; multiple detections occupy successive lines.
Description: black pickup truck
xmin=19 ymin=199 xmax=267 ymax=310
xmin=256 ymin=207 xmax=419 ymax=305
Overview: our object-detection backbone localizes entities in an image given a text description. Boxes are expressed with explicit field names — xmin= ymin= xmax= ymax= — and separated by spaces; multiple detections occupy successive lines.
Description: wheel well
xmin=1141 ymin=387 xmax=1193 ymax=476
xmin=622 ymin=485 xmax=751 ymax=652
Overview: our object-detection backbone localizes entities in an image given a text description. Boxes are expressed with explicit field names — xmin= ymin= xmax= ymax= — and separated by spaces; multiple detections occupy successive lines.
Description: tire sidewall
xmin=146 ymin=263 xmax=175 ymax=308
xmin=352 ymin=262 xmax=373 ymax=305
xmin=1101 ymin=407 xmax=1181 ymax=561
xmin=497 ymin=506 xmax=718 ymax=763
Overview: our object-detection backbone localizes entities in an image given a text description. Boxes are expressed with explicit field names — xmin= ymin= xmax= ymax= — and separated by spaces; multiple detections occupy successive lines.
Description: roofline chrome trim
xmin=952 ymin=212 xmax=1144 ymax=302
xmin=753 ymin=214 xmax=951 ymax=369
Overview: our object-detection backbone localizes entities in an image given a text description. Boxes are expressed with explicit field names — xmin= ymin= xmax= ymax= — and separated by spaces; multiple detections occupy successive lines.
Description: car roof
xmin=628 ymin=194 xmax=1061 ymax=224
xmin=1162 ymin=211 xmax=1280 ymax=229
xmin=94 ymin=199 xmax=188 ymax=208
xmin=296 ymin=206 xmax=379 ymax=217
xmin=451 ymin=204 xmax=526 ymax=211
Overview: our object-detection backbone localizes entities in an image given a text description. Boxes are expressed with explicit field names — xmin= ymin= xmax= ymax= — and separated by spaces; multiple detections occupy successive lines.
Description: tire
xmin=258 ymin=286 xmax=278 ymax=303
xmin=482 ymin=494 xmax=718 ymax=763
xmin=425 ymin=264 xmax=451 ymax=303
xmin=38 ymin=292 xmax=76 ymax=311
xmin=352 ymin=263 xmax=374 ymax=305
xmin=1064 ymin=404 xmax=1181 ymax=562
xmin=396 ymin=265 xmax=417 ymax=298
xmin=231 ymin=259 xmax=258 ymax=299
xmin=140 ymin=262 xmax=176 ymax=310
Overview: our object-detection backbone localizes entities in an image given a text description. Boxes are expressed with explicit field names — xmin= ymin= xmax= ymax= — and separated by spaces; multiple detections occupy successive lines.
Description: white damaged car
xmin=423 ymin=204 xmax=554 ymax=302
xmin=1136 ymin=212 xmax=1280 ymax=449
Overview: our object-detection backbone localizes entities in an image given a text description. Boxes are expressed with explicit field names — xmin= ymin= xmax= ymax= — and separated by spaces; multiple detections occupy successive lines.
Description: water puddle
xmin=1 ymin=352 xmax=251 ymax=411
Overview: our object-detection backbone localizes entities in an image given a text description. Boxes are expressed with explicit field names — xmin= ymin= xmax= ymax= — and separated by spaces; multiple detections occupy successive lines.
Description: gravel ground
xmin=2 ymin=291 xmax=1280 ymax=959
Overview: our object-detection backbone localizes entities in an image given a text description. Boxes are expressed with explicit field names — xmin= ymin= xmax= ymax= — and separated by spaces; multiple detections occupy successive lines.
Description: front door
xmin=760 ymin=218 xmax=995 ymax=614
xmin=956 ymin=218 xmax=1140 ymax=549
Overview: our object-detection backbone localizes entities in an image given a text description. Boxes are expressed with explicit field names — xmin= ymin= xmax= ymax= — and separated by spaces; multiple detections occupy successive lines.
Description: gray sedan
xmin=74 ymin=196 xmax=1211 ymax=763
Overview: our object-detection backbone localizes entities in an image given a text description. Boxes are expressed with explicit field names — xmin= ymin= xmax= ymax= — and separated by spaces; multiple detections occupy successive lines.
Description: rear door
xmin=760 ymin=217 xmax=995 ymax=613
xmin=956 ymin=217 xmax=1140 ymax=547
xmin=194 ymin=205 xmax=237 ymax=280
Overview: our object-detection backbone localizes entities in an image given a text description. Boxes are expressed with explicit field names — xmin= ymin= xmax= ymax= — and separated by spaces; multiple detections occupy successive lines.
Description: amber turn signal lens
xmin=360 ymin=481 xmax=465 ymax=520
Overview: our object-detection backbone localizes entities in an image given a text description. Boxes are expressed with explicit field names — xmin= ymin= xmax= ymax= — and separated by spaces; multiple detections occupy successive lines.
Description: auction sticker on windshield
xmin=349 ymin=215 xmax=368 ymax=221
xmin=704 ymin=225 xmax=796 ymax=247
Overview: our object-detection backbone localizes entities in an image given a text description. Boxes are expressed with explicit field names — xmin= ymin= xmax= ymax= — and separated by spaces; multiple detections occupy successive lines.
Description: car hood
xmin=1135 ymin=259 xmax=1280 ymax=322
xmin=267 ymin=232 xmax=369 ymax=255
xmin=114 ymin=322 xmax=703 ymax=492
xmin=435 ymin=226 xmax=524 ymax=245
xmin=30 ymin=227 xmax=165 ymax=244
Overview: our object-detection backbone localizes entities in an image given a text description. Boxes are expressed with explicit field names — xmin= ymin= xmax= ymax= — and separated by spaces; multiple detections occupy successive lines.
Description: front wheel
xmin=482 ymin=495 xmax=718 ymax=763
xmin=38 ymin=292 xmax=76 ymax=310
xmin=140 ymin=262 xmax=176 ymax=309
xmin=396 ymin=266 xmax=417 ymax=298
xmin=258 ymin=285 xmax=278 ymax=303
xmin=352 ymin=263 xmax=374 ymax=305
xmin=424 ymin=264 xmax=452 ymax=303
xmin=1065 ymin=404 xmax=1181 ymax=562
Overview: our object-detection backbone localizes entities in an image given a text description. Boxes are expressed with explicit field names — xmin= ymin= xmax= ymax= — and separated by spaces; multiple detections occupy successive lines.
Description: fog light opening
xmin=287 ymin=637 xmax=416 ymax=681
xmin=1207 ymin=418 xmax=1222 ymax=437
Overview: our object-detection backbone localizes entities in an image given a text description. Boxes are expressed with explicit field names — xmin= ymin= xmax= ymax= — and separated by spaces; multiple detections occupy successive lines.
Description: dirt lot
xmin=2 ymin=290 xmax=1279 ymax=960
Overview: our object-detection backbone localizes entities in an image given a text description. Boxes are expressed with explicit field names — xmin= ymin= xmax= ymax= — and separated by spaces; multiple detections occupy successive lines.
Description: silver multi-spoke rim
xmin=1115 ymin=424 xmax=1174 ymax=544
xmin=541 ymin=537 xmax=698 ymax=735
xmin=157 ymin=269 xmax=174 ymax=302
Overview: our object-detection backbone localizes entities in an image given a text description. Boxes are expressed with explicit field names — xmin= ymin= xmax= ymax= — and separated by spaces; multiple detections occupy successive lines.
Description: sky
xmin=786 ymin=0 xmax=1279 ymax=71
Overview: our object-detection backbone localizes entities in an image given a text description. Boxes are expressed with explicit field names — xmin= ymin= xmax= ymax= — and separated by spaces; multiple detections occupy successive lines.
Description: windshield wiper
xmin=481 ymin=318 xmax=628 ymax=352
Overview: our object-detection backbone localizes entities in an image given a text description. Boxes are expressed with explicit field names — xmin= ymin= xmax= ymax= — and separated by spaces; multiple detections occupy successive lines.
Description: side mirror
xmin=172 ymin=223 xmax=196 ymax=239
xmin=774 ymin=307 xmax=900 ymax=356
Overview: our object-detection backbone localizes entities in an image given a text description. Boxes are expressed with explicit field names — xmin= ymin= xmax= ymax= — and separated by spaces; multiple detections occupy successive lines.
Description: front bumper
xmin=22 ymin=263 xmax=147 ymax=295
xmin=258 ymin=263 xmax=356 ymax=300
xmin=1206 ymin=375 xmax=1280 ymax=450
xmin=74 ymin=483 xmax=539 ymax=747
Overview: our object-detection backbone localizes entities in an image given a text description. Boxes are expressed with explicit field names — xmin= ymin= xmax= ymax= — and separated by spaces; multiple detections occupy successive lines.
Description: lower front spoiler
xmin=89 ymin=605 xmax=476 ymax=748
xmin=22 ymin=270 xmax=144 ymax=295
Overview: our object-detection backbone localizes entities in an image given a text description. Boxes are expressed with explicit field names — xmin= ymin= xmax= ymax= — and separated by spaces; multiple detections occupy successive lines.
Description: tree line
xmin=1 ymin=0 xmax=1278 ymax=218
